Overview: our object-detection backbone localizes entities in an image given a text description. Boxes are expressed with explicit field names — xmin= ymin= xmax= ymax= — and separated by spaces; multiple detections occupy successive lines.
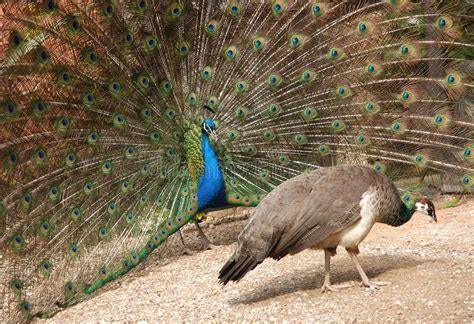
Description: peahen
xmin=0 ymin=0 xmax=472 ymax=321
xmin=218 ymin=165 xmax=437 ymax=290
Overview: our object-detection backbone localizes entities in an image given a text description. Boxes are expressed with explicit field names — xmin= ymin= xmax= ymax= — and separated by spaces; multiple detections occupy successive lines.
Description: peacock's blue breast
xmin=197 ymin=132 xmax=226 ymax=211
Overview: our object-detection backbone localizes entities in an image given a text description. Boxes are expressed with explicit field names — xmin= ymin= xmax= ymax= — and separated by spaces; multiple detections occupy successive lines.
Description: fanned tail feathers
xmin=1 ymin=0 xmax=473 ymax=321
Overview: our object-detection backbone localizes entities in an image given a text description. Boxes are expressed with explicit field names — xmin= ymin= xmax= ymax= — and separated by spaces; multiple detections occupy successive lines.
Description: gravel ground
xmin=38 ymin=198 xmax=474 ymax=322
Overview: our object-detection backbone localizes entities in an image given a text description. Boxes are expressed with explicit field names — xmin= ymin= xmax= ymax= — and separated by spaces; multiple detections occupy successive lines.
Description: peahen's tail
xmin=1 ymin=0 xmax=473 ymax=321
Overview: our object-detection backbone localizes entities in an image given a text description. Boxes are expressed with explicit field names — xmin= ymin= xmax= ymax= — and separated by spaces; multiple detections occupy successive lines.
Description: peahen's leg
xmin=194 ymin=220 xmax=215 ymax=250
xmin=346 ymin=249 xmax=390 ymax=289
xmin=177 ymin=230 xmax=194 ymax=255
xmin=320 ymin=248 xmax=353 ymax=293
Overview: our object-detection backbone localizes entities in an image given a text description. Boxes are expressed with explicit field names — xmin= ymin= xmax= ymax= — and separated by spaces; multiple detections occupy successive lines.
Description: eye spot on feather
xmin=144 ymin=36 xmax=158 ymax=51
xmin=201 ymin=66 xmax=213 ymax=81
xmin=331 ymin=119 xmax=346 ymax=132
xmin=328 ymin=47 xmax=344 ymax=60
xmin=112 ymin=113 xmax=126 ymax=127
xmin=160 ymin=81 xmax=173 ymax=95
xmin=445 ymin=72 xmax=462 ymax=88
xmin=13 ymin=35 xmax=21 ymax=45
xmin=228 ymin=2 xmax=242 ymax=16
xmin=461 ymin=174 xmax=472 ymax=187
xmin=206 ymin=20 xmax=219 ymax=35
xmin=124 ymin=33 xmax=134 ymax=45
xmin=335 ymin=85 xmax=351 ymax=98
xmin=311 ymin=2 xmax=327 ymax=17
xmin=436 ymin=16 xmax=453 ymax=30
xmin=71 ymin=207 xmax=81 ymax=220
xmin=11 ymin=279 xmax=23 ymax=293
xmin=12 ymin=234 xmax=25 ymax=251
xmin=98 ymin=227 xmax=108 ymax=239
xmin=268 ymin=103 xmax=283 ymax=116
xmin=317 ymin=144 xmax=330 ymax=155
xmin=18 ymin=302 xmax=31 ymax=321
xmin=301 ymin=69 xmax=317 ymax=83
xmin=413 ymin=153 xmax=427 ymax=167
xmin=102 ymin=3 xmax=114 ymax=17
xmin=373 ymin=162 xmax=386 ymax=173
xmin=136 ymin=0 xmax=147 ymax=12
xmin=177 ymin=42 xmax=190 ymax=56
xmin=65 ymin=152 xmax=77 ymax=167
xmin=355 ymin=134 xmax=369 ymax=145
xmin=68 ymin=16 xmax=81 ymax=31
xmin=69 ymin=244 xmax=79 ymax=256
xmin=149 ymin=131 xmax=161 ymax=143
xmin=433 ymin=114 xmax=448 ymax=127
xmin=101 ymin=161 xmax=113 ymax=174
xmin=39 ymin=260 xmax=52 ymax=277
xmin=312 ymin=5 xmax=321 ymax=15
xmin=224 ymin=46 xmax=238 ymax=60
xmin=463 ymin=146 xmax=473 ymax=160
xmin=99 ymin=266 xmax=108 ymax=277
xmin=235 ymin=80 xmax=249 ymax=93
xmin=399 ymin=90 xmax=416 ymax=105
xmin=125 ymin=212 xmax=135 ymax=223
xmin=6 ymin=151 xmax=19 ymax=167
xmin=289 ymin=34 xmax=305 ymax=48
xmin=35 ymin=48 xmax=50 ymax=63
xmin=65 ymin=281 xmax=74 ymax=292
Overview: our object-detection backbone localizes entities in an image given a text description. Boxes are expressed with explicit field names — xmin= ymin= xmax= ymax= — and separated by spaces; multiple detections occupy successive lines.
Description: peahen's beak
xmin=430 ymin=209 xmax=437 ymax=223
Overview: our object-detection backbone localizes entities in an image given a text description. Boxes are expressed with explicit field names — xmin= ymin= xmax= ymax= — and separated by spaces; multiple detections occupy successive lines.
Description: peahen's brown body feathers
xmin=1 ymin=0 xmax=473 ymax=321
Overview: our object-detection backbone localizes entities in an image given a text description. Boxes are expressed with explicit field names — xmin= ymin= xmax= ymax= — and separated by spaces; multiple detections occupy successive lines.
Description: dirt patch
xmin=37 ymin=198 xmax=474 ymax=322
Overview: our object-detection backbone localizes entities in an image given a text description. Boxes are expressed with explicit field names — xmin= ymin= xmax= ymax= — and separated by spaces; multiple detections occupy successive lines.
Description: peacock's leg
xmin=320 ymin=248 xmax=353 ymax=293
xmin=347 ymin=249 xmax=390 ymax=289
xmin=194 ymin=220 xmax=215 ymax=250
xmin=177 ymin=230 xmax=194 ymax=255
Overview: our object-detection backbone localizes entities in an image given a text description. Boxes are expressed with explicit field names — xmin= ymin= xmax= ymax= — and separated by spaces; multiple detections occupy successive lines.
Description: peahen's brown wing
xmin=245 ymin=166 xmax=390 ymax=259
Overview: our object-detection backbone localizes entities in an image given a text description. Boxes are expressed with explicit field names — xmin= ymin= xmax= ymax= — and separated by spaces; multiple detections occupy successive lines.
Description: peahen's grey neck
xmin=388 ymin=202 xmax=415 ymax=227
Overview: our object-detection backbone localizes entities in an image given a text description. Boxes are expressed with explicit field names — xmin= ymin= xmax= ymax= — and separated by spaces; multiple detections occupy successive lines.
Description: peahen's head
xmin=414 ymin=198 xmax=437 ymax=222
xmin=202 ymin=118 xmax=217 ymax=136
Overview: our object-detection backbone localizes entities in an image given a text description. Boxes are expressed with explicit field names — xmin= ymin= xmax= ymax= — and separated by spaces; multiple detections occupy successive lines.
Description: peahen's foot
xmin=320 ymin=281 xmax=353 ymax=293
xmin=360 ymin=280 xmax=391 ymax=290
xmin=179 ymin=246 xmax=195 ymax=255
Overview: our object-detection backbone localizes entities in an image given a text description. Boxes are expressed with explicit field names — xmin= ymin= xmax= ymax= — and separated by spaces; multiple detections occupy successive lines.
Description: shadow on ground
xmin=228 ymin=254 xmax=431 ymax=305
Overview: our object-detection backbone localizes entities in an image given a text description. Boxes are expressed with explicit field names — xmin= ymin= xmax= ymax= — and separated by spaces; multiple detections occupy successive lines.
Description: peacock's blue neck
xmin=196 ymin=131 xmax=227 ymax=212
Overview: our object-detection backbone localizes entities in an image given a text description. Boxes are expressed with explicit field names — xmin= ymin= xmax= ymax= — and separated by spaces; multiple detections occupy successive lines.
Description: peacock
xmin=0 ymin=0 xmax=472 ymax=321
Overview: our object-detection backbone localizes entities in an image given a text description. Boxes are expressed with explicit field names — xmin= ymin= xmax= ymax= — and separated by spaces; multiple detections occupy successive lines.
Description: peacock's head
xmin=414 ymin=198 xmax=437 ymax=222
xmin=202 ymin=118 xmax=217 ymax=136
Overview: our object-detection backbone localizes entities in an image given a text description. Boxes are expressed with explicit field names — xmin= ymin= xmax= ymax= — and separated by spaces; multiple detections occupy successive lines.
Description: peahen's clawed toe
xmin=179 ymin=246 xmax=195 ymax=256
xmin=321 ymin=281 xmax=353 ymax=293
xmin=202 ymin=242 xmax=217 ymax=251
xmin=361 ymin=280 xmax=391 ymax=290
